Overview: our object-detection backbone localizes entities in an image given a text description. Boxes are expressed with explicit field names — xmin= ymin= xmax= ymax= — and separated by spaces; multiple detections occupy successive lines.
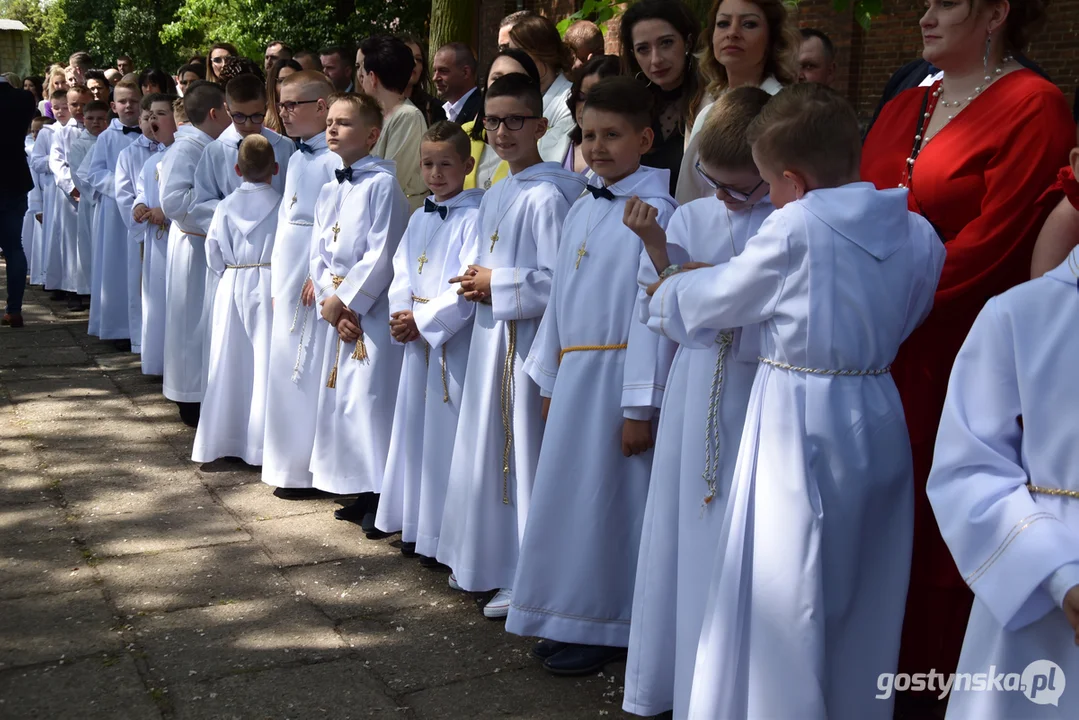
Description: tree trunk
xmin=428 ymin=0 xmax=475 ymax=59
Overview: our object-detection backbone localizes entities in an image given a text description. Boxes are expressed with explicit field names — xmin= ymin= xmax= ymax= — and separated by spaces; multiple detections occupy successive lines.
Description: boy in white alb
xmin=261 ymin=71 xmax=339 ymax=498
xmin=115 ymin=100 xmax=163 ymax=354
xmin=86 ymin=78 xmax=143 ymax=348
xmin=192 ymin=135 xmax=281 ymax=465
xmin=158 ymin=81 xmax=232 ymax=427
xmin=374 ymin=121 xmax=483 ymax=560
xmin=506 ymin=76 xmax=676 ymax=674
xmin=26 ymin=116 xmax=55 ymax=288
xmin=70 ymin=100 xmax=109 ymax=309
xmin=131 ymin=95 xmax=178 ymax=376
xmin=22 ymin=119 xmax=49 ymax=275
xmin=30 ymin=92 xmax=66 ymax=291
xmin=645 ymin=85 xmax=944 ymax=720
xmin=49 ymin=85 xmax=91 ymax=309
xmin=309 ymin=93 xmax=409 ymax=527
xmin=621 ymin=88 xmax=775 ymax=718
xmin=437 ymin=74 xmax=586 ymax=618
xmin=925 ymin=133 xmax=1079 ymax=720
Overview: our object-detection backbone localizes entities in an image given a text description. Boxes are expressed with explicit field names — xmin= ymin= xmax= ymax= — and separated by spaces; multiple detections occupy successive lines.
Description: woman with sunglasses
xmin=206 ymin=42 xmax=239 ymax=85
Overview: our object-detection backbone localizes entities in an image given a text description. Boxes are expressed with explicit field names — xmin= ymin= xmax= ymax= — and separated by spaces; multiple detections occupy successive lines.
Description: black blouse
xmin=642 ymin=85 xmax=688 ymax=195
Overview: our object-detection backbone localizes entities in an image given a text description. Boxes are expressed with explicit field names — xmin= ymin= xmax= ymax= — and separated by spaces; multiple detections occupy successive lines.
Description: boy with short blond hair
xmin=70 ymin=100 xmax=110 ymax=311
xmin=50 ymin=84 xmax=92 ymax=308
xmin=309 ymin=93 xmax=409 ymax=528
xmin=33 ymin=90 xmax=68 ymax=294
xmin=374 ymin=121 xmax=483 ymax=559
xmin=193 ymin=134 xmax=281 ymax=465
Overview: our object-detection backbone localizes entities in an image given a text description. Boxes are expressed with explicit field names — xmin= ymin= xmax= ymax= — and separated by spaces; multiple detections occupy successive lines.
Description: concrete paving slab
xmin=78 ymin=504 xmax=250 ymax=558
xmin=37 ymin=443 xmax=191 ymax=483
xmin=245 ymin=510 xmax=370 ymax=567
xmin=215 ymin=482 xmax=336 ymax=522
xmin=64 ymin=481 xmax=216 ymax=518
xmin=0 ymin=344 xmax=92 ymax=369
xmin=0 ymin=501 xmax=72 ymax=546
xmin=0 ymin=538 xmax=97 ymax=599
xmin=0 ymin=588 xmax=120 ymax=669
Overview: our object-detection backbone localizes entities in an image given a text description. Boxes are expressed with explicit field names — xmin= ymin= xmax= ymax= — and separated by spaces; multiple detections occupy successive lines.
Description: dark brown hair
xmin=423 ymin=120 xmax=471 ymax=162
xmin=509 ymin=14 xmax=574 ymax=77
xmin=700 ymin=0 xmax=799 ymax=96
xmin=583 ymin=75 xmax=654 ymax=132
xmin=697 ymin=86 xmax=771 ymax=169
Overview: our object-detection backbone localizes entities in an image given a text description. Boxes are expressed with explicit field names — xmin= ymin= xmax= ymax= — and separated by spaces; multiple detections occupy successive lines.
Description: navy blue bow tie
xmin=335 ymin=167 xmax=353 ymax=184
xmin=586 ymin=184 xmax=615 ymax=201
xmin=296 ymin=140 xmax=315 ymax=154
xmin=122 ymin=125 xmax=142 ymax=135
xmin=424 ymin=198 xmax=447 ymax=219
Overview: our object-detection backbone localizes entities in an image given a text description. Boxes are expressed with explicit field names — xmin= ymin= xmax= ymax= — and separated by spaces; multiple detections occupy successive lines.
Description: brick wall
xmin=477 ymin=0 xmax=1079 ymax=120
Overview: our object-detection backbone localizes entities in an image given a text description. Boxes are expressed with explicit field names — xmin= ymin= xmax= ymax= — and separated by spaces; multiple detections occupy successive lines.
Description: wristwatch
xmin=658 ymin=264 xmax=682 ymax=280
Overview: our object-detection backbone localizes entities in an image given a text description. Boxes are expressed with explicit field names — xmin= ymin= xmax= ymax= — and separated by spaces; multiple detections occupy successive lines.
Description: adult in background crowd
xmin=68 ymin=52 xmax=92 ymax=85
xmin=433 ymin=42 xmax=480 ymax=125
xmin=85 ymin=70 xmax=110 ymax=101
xmin=264 ymin=40 xmax=293 ymax=75
xmin=861 ymin=0 xmax=1073 ymax=715
xmin=619 ymin=0 xmax=706 ymax=194
xmin=564 ymin=54 xmax=621 ymax=175
xmin=506 ymin=12 xmax=576 ymax=164
xmin=23 ymin=75 xmax=43 ymax=109
xmin=402 ymin=35 xmax=447 ymax=127
xmin=564 ymin=20 xmax=606 ymax=69
xmin=676 ymin=0 xmax=798 ymax=202
xmin=319 ymin=45 xmax=353 ymax=92
xmin=798 ymin=28 xmax=836 ymax=85
xmin=0 ymin=76 xmax=37 ymax=328
xmin=177 ymin=63 xmax=205 ymax=95
xmin=293 ymin=50 xmax=322 ymax=72
xmin=116 ymin=55 xmax=134 ymax=77
xmin=264 ymin=58 xmax=302 ymax=135
xmin=498 ymin=10 xmax=535 ymax=49
xmin=206 ymin=42 xmax=239 ymax=84
xmin=139 ymin=68 xmax=177 ymax=96
xmin=104 ymin=68 xmax=121 ymax=86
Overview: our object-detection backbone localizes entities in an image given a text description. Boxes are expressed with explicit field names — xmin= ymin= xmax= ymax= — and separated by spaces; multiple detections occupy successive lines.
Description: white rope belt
xmin=225 ymin=263 xmax=271 ymax=270
xmin=287 ymin=219 xmax=314 ymax=227
xmin=758 ymin=357 xmax=891 ymax=377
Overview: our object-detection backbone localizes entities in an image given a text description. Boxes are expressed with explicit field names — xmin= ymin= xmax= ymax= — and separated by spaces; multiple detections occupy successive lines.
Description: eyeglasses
xmin=482 ymin=115 xmax=541 ymax=131
xmin=230 ymin=111 xmax=265 ymax=124
xmin=211 ymin=55 xmax=233 ymax=65
xmin=277 ymin=99 xmax=319 ymax=113
xmin=695 ymin=161 xmax=766 ymax=202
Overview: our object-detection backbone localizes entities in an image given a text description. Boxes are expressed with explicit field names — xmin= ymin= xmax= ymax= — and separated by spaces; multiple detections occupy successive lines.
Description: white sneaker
xmin=448 ymin=573 xmax=462 ymax=591
xmin=483 ymin=588 xmax=512 ymax=619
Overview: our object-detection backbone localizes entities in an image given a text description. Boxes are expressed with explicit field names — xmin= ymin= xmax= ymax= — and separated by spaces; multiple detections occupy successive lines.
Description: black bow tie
xmin=424 ymin=198 xmax=447 ymax=219
xmin=586 ymin=184 xmax=615 ymax=201
xmin=296 ymin=140 xmax=315 ymax=154
xmin=335 ymin=167 xmax=353 ymax=183
xmin=122 ymin=125 xmax=142 ymax=135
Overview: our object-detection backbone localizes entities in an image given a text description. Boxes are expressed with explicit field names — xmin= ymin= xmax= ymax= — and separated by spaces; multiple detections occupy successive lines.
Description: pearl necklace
xmin=933 ymin=55 xmax=1013 ymax=120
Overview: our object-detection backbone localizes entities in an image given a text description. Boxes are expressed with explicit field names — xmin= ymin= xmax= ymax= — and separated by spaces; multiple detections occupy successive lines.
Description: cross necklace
xmin=329 ymin=183 xmax=355 ymax=244
xmin=487 ymin=181 xmax=524 ymax=255
xmin=417 ymin=207 xmax=447 ymax=275
xmin=574 ymin=193 xmax=619 ymax=270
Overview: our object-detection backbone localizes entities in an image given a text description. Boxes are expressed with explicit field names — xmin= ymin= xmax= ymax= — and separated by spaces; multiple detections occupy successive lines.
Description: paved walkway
xmin=0 ymin=272 xmax=632 ymax=719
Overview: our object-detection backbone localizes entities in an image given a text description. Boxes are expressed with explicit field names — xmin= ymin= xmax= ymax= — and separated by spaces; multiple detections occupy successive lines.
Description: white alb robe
xmin=538 ymin=73 xmax=575 ymax=166
xmin=309 ymin=156 xmax=409 ymax=494
xmin=623 ymin=196 xmax=774 ymax=718
xmin=48 ymin=118 xmax=82 ymax=293
xmin=28 ymin=125 xmax=56 ymax=287
xmin=86 ymin=119 xmax=140 ymax=340
xmin=435 ymin=162 xmax=586 ymax=592
xmin=374 ymin=190 xmax=483 ymax=555
xmin=261 ymin=133 xmax=339 ymax=489
xmin=22 ymin=136 xmax=42 ymax=270
xmin=69 ymin=129 xmax=97 ymax=296
xmin=116 ymin=136 xmax=162 ymax=353
xmin=506 ymin=166 xmax=676 ymax=646
xmin=656 ymin=184 xmax=944 ymax=720
xmin=135 ymin=152 xmax=169 ymax=376
xmin=159 ymin=124 xmax=216 ymax=403
xmin=192 ymin=182 xmax=281 ymax=465
xmin=928 ymin=255 xmax=1079 ymax=720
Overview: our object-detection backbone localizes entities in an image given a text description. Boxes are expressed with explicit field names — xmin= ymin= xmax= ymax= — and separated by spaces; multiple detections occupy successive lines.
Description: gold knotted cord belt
xmin=326 ymin=275 xmax=369 ymax=389
xmin=758 ymin=357 xmax=891 ymax=376
xmin=225 ymin=262 xmax=271 ymax=270
xmin=411 ymin=295 xmax=449 ymax=404
xmin=500 ymin=320 xmax=517 ymax=505
xmin=557 ymin=343 xmax=628 ymax=365
xmin=1028 ymin=484 xmax=1079 ymax=500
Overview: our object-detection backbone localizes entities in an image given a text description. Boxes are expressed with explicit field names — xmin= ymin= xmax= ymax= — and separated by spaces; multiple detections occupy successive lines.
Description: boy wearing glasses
xmin=504 ymin=76 xmax=676 ymax=676
xmin=262 ymin=71 xmax=339 ymax=499
xmin=437 ymin=73 xmax=586 ymax=619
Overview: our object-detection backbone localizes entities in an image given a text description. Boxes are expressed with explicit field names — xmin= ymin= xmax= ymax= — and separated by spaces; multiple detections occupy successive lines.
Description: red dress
xmin=862 ymin=69 xmax=1074 ymax=680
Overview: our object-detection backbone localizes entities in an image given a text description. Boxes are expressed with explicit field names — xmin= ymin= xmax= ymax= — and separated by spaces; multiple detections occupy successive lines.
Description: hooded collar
xmin=111 ymin=117 xmax=139 ymax=134
xmin=345 ymin=153 xmax=397 ymax=180
xmin=175 ymin=124 xmax=214 ymax=146
xmin=798 ymin=182 xmax=907 ymax=261
xmin=219 ymin=123 xmax=242 ymax=146
xmin=297 ymin=132 xmax=328 ymax=153
xmin=426 ymin=188 xmax=484 ymax=212
xmin=600 ymin=165 xmax=675 ymax=208
xmin=1045 ymin=249 xmax=1079 ymax=289
xmin=510 ymin=161 xmax=589 ymax=204
xmin=229 ymin=182 xmax=280 ymax=236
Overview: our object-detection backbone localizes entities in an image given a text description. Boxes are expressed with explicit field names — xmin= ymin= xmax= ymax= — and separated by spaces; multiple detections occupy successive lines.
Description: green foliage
xmin=556 ymin=0 xmax=621 ymax=36
xmin=0 ymin=0 xmax=66 ymax=73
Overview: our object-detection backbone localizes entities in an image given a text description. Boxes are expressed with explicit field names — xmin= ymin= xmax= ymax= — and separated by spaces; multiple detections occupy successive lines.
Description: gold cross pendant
xmin=575 ymin=243 xmax=587 ymax=270
xmin=289 ymin=194 xmax=297 ymax=209
xmin=417 ymin=252 xmax=428 ymax=274
xmin=489 ymin=230 xmax=499 ymax=254
xmin=331 ymin=222 xmax=341 ymax=243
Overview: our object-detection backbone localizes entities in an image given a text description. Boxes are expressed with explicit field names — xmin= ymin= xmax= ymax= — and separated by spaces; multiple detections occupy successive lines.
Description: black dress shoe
xmin=273 ymin=487 xmax=334 ymax=500
xmin=542 ymin=644 xmax=627 ymax=676
xmin=418 ymin=555 xmax=449 ymax=570
xmin=361 ymin=511 xmax=390 ymax=539
xmin=400 ymin=541 xmax=417 ymax=557
xmin=334 ymin=500 xmax=368 ymax=522
xmin=66 ymin=294 xmax=85 ymax=311
xmin=49 ymin=289 xmax=65 ymax=301
xmin=113 ymin=339 xmax=132 ymax=352
xmin=531 ymin=639 xmax=570 ymax=661
xmin=177 ymin=402 xmax=200 ymax=427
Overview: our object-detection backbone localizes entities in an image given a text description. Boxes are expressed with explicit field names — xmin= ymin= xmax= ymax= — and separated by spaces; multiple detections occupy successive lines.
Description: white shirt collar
xmin=442 ymin=86 xmax=478 ymax=122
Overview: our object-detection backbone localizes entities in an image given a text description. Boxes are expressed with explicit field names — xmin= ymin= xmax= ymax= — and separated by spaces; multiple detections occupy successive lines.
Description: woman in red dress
xmin=861 ymin=0 xmax=1073 ymax=711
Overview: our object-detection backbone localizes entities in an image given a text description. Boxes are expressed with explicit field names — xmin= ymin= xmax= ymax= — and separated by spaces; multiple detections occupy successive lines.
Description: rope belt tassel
xmin=758 ymin=357 xmax=891 ymax=376
xmin=1028 ymin=483 xmax=1079 ymax=500
xmin=501 ymin=320 xmax=517 ymax=505
xmin=326 ymin=275 xmax=369 ymax=389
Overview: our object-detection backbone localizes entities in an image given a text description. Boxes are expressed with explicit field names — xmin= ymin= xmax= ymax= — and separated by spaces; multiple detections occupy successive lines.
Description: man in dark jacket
xmin=0 ymin=76 xmax=36 ymax=327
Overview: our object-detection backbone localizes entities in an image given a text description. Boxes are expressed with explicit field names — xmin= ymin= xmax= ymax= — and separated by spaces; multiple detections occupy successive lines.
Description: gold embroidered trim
xmin=758 ymin=357 xmax=891 ymax=377
xmin=1028 ymin=483 xmax=1079 ymax=500
xmin=501 ymin=320 xmax=517 ymax=505
xmin=964 ymin=512 xmax=1057 ymax=586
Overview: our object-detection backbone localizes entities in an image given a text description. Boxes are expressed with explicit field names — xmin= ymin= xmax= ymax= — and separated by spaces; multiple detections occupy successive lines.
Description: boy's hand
xmin=1064 ymin=585 xmax=1079 ymax=645
xmin=622 ymin=418 xmax=653 ymax=457
xmin=451 ymin=265 xmax=492 ymax=303
xmin=623 ymin=196 xmax=665 ymax=249
xmin=70 ymin=188 xmax=80 ymax=202
xmin=35 ymin=213 xmax=42 ymax=223
xmin=133 ymin=203 xmax=149 ymax=223
xmin=645 ymin=261 xmax=715 ymax=297
xmin=301 ymin=278 xmax=315 ymax=307
xmin=148 ymin=208 xmax=166 ymax=225
xmin=541 ymin=396 xmax=551 ymax=422
xmin=389 ymin=310 xmax=420 ymax=343
xmin=321 ymin=294 xmax=345 ymax=325
xmin=336 ymin=309 xmax=361 ymax=343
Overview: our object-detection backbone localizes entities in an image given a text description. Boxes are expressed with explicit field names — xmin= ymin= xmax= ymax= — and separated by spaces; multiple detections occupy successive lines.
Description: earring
xmin=984 ymin=33 xmax=991 ymax=71
xmin=634 ymin=71 xmax=654 ymax=88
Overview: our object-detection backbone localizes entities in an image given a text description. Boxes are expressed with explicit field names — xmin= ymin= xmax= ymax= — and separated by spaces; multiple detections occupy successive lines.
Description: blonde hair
xmin=172 ymin=97 xmax=189 ymax=124
xmin=237 ymin=134 xmax=275 ymax=179
xmin=329 ymin=92 xmax=383 ymax=130
xmin=280 ymin=70 xmax=335 ymax=99
xmin=699 ymin=0 xmax=799 ymax=97
xmin=746 ymin=84 xmax=861 ymax=187
xmin=698 ymin=86 xmax=772 ymax=170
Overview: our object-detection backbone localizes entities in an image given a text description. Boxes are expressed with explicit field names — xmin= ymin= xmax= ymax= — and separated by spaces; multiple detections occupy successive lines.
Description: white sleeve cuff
xmin=1044 ymin=563 xmax=1079 ymax=609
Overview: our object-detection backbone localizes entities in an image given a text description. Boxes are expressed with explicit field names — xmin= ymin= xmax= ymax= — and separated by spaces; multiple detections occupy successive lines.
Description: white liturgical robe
xmin=22 ymin=136 xmax=42 ymax=279
xmin=192 ymin=182 xmax=280 ymax=465
xmin=657 ymin=184 xmax=944 ymax=720
xmin=116 ymin=136 xmax=162 ymax=353
xmin=928 ymin=253 xmax=1079 ymax=720
xmin=308 ymin=155 xmax=409 ymax=495
xmin=135 ymin=152 xmax=169 ymax=375
xmin=48 ymin=118 xmax=82 ymax=293
xmin=435 ymin=162 xmax=586 ymax=592
xmin=28 ymin=125 xmax=56 ymax=287
xmin=69 ymin=129 xmax=97 ymax=296
xmin=374 ymin=189 xmax=483 ymax=556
